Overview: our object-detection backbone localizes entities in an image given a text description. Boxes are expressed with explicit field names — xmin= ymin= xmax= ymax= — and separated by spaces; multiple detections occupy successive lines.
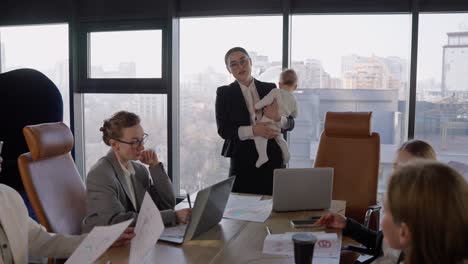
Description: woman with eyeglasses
xmin=215 ymin=47 xmax=295 ymax=195
xmin=81 ymin=111 xmax=191 ymax=233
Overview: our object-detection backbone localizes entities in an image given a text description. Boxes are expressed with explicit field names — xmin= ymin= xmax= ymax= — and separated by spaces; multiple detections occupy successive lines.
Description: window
xmin=290 ymin=15 xmax=411 ymax=193
xmin=89 ymin=30 xmax=162 ymax=78
xmin=179 ymin=16 xmax=282 ymax=194
xmin=80 ymin=23 xmax=169 ymax=176
xmin=415 ymin=13 xmax=468 ymax=164
xmin=83 ymin=94 xmax=168 ymax=174
xmin=77 ymin=21 xmax=167 ymax=93
xmin=0 ymin=24 xmax=70 ymax=125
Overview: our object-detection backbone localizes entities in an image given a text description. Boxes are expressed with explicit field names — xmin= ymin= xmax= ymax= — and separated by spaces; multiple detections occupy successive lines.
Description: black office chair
xmin=0 ymin=68 xmax=63 ymax=219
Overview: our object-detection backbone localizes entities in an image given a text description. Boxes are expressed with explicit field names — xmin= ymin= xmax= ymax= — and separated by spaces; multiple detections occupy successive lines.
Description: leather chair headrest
xmin=324 ymin=112 xmax=372 ymax=137
xmin=23 ymin=122 xmax=73 ymax=161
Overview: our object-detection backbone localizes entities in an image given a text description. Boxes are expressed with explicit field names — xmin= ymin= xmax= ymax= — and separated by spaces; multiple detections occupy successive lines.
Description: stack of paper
xmin=262 ymin=232 xmax=341 ymax=263
xmin=223 ymin=194 xmax=272 ymax=222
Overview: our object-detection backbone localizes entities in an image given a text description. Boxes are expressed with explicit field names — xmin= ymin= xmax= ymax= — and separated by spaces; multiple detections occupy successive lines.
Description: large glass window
xmin=179 ymin=16 xmax=282 ymax=194
xmin=290 ymin=15 xmax=411 ymax=192
xmin=0 ymin=24 xmax=70 ymax=125
xmin=89 ymin=30 xmax=162 ymax=78
xmin=416 ymin=13 xmax=468 ymax=163
xmin=83 ymin=94 xmax=168 ymax=174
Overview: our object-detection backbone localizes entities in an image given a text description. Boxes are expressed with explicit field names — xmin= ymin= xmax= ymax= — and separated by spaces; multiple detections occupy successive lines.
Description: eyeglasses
xmin=228 ymin=57 xmax=250 ymax=69
xmin=113 ymin=133 xmax=148 ymax=148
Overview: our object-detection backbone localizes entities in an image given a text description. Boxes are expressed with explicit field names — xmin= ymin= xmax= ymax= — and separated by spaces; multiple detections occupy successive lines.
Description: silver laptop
xmin=273 ymin=168 xmax=333 ymax=212
xmin=159 ymin=177 xmax=235 ymax=244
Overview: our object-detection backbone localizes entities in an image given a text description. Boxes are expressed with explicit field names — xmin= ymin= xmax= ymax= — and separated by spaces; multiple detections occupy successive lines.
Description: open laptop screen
xmin=273 ymin=168 xmax=333 ymax=212
xmin=160 ymin=176 xmax=235 ymax=243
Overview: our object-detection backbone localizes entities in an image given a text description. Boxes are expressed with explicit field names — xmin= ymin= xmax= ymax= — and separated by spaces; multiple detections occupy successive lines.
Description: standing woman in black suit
xmin=215 ymin=47 xmax=294 ymax=195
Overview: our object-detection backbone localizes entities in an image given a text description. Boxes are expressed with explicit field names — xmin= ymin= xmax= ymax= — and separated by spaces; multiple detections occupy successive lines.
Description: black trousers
xmin=229 ymin=139 xmax=284 ymax=195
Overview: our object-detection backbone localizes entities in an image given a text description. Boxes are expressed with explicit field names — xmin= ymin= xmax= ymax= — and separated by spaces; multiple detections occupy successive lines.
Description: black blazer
xmin=344 ymin=218 xmax=404 ymax=264
xmin=215 ymin=79 xmax=276 ymax=158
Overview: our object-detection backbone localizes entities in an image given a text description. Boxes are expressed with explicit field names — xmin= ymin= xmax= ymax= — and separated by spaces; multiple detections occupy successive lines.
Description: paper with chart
xmin=223 ymin=194 xmax=272 ymax=222
xmin=65 ymin=219 xmax=133 ymax=264
xmin=129 ymin=192 xmax=164 ymax=264
xmin=263 ymin=232 xmax=340 ymax=263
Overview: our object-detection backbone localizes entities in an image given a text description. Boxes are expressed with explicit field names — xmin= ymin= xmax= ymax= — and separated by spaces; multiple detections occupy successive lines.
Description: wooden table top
xmin=96 ymin=200 xmax=346 ymax=264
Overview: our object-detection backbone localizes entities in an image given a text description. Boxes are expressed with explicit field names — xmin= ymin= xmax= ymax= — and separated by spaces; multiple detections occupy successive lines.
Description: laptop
xmin=159 ymin=177 xmax=235 ymax=244
xmin=272 ymin=168 xmax=333 ymax=212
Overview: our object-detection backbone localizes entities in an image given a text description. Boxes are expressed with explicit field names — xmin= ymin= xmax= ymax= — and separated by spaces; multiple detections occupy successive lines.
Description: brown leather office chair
xmin=17 ymin=122 xmax=86 ymax=235
xmin=314 ymin=112 xmax=380 ymax=228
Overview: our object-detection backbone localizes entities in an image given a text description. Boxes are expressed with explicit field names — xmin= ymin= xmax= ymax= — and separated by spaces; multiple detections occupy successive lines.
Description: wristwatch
xmin=152 ymin=161 xmax=163 ymax=168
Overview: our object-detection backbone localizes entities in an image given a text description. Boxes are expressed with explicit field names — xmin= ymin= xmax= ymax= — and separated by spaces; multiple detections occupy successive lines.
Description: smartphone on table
xmin=290 ymin=216 xmax=321 ymax=228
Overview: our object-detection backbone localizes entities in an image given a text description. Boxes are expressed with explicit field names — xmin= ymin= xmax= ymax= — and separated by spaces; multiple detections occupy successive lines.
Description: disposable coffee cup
xmin=292 ymin=233 xmax=317 ymax=264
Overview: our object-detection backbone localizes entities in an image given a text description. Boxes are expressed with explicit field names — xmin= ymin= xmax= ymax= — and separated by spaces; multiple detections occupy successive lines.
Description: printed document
xmin=129 ymin=192 xmax=165 ymax=264
xmin=65 ymin=219 xmax=133 ymax=264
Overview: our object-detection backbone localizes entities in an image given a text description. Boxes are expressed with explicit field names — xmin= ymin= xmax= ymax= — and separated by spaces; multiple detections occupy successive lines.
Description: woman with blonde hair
xmin=393 ymin=139 xmax=436 ymax=167
xmin=383 ymin=160 xmax=468 ymax=264
xmin=317 ymin=139 xmax=437 ymax=263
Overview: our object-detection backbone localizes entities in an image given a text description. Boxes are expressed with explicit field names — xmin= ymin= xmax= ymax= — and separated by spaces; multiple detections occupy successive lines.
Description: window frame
xmin=76 ymin=19 xmax=169 ymax=94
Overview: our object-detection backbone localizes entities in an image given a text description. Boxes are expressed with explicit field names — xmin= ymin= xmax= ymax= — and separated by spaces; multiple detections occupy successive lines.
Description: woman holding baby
xmin=215 ymin=47 xmax=296 ymax=195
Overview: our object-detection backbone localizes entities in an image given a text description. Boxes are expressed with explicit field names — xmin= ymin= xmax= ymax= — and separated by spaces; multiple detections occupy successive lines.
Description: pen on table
xmin=186 ymin=193 xmax=192 ymax=208
xmin=266 ymin=226 xmax=272 ymax=235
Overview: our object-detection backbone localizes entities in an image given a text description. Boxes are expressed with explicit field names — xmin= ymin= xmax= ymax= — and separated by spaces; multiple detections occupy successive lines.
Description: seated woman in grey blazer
xmin=82 ymin=111 xmax=191 ymax=233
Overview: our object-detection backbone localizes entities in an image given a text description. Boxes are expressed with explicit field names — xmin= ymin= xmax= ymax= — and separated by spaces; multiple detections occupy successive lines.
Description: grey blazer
xmin=81 ymin=151 xmax=176 ymax=233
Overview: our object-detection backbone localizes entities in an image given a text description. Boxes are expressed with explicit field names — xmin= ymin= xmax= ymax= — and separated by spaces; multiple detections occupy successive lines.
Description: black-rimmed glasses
xmin=113 ymin=133 xmax=148 ymax=148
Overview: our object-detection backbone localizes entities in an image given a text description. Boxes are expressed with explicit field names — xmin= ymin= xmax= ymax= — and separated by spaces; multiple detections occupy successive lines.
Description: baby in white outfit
xmin=254 ymin=69 xmax=299 ymax=167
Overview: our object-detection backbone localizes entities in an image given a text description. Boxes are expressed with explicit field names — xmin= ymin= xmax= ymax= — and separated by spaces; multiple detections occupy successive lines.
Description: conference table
xmin=96 ymin=197 xmax=346 ymax=264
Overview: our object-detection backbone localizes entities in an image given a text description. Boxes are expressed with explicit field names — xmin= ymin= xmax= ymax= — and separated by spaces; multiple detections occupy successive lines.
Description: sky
xmin=0 ymin=24 xmax=68 ymax=70
xmin=291 ymin=14 xmax=411 ymax=78
xmin=180 ymin=14 xmax=468 ymax=81
xmin=90 ymin=30 xmax=162 ymax=78
xmin=418 ymin=13 xmax=468 ymax=80
xmin=1 ymin=13 xmax=468 ymax=82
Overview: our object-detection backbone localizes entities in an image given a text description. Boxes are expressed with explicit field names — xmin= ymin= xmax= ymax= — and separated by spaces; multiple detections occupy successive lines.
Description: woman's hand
xmin=111 ymin=227 xmax=135 ymax=247
xmin=139 ymin=149 xmax=160 ymax=167
xmin=315 ymin=213 xmax=347 ymax=229
xmin=253 ymin=122 xmax=279 ymax=139
xmin=175 ymin=208 xmax=192 ymax=224
xmin=263 ymin=99 xmax=281 ymax=122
